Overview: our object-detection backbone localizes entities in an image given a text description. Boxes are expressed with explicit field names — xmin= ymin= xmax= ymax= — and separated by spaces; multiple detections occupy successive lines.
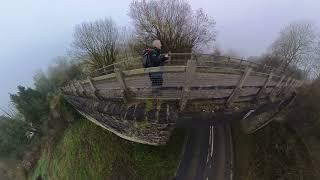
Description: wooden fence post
xmin=277 ymin=77 xmax=291 ymax=97
xmin=71 ymin=82 xmax=78 ymax=96
xmin=269 ymin=75 xmax=285 ymax=101
xmin=284 ymin=79 xmax=296 ymax=96
xmin=77 ymin=81 xmax=86 ymax=97
xmin=180 ymin=58 xmax=197 ymax=111
xmin=226 ymin=67 xmax=252 ymax=106
xmin=114 ymin=67 xmax=128 ymax=103
xmin=239 ymin=59 xmax=243 ymax=68
xmin=87 ymin=77 xmax=98 ymax=99
xmin=256 ymin=72 xmax=273 ymax=100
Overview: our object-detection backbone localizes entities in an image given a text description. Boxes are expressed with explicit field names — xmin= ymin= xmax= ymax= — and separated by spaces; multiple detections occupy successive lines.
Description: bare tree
xmin=70 ymin=18 xmax=120 ymax=70
xmin=310 ymin=42 xmax=320 ymax=78
xmin=129 ymin=0 xmax=216 ymax=52
xmin=271 ymin=21 xmax=317 ymax=72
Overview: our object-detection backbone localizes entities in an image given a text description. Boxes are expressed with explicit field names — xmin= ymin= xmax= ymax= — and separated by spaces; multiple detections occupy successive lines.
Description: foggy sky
xmin=0 ymin=0 xmax=319 ymax=111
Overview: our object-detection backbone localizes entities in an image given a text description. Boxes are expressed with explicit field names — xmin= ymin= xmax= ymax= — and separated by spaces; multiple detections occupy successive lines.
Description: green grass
xmin=31 ymin=120 xmax=184 ymax=180
xmin=231 ymin=121 xmax=256 ymax=180
xmin=232 ymin=121 xmax=317 ymax=180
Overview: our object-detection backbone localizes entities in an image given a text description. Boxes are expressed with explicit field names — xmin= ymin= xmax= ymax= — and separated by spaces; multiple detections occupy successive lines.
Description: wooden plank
xmin=94 ymin=79 xmax=120 ymax=89
xmin=87 ymin=77 xmax=98 ymax=98
xmin=115 ymin=68 xmax=128 ymax=102
xmin=256 ymin=72 xmax=273 ymax=99
xmin=163 ymin=73 xmax=186 ymax=87
xmin=129 ymin=88 xmax=181 ymax=100
xmin=96 ymin=88 xmax=124 ymax=99
xmin=278 ymin=77 xmax=291 ymax=97
xmin=125 ymin=72 xmax=186 ymax=88
xmin=71 ymin=82 xmax=78 ymax=96
xmin=196 ymin=67 xmax=243 ymax=75
xmin=189 ymin=89 xmax=233 ymax=99
xmin=122 ymin=66 xmax=186 ymax=76
xmin=125 ymin=75 xmax=151 ymax=88
xmin=226 ymin=67 xmax=252 ymax=106
xmin=240 ymin=87 xmax=260 ymax=97
xmin=243 ymin=75 xmax=268 ymax=87
xmin=193 ymin=73 xmax=242 ymax=87
xmin=77 ymin=81 xmax=86 ymax=96
xmin=285 ymin=79 xmax=296 ymax=95
xmin=269 ymin=75 xmax=285 ymax=100
xmin=180 ymin=59 xmax=197 ymax=110
xmin=92 ymin=73 xmax=116 ymax=81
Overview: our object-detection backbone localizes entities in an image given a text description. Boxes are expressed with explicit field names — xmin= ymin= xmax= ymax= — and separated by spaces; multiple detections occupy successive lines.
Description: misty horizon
xmin=1 ymin=0 xmax=319 ymax=111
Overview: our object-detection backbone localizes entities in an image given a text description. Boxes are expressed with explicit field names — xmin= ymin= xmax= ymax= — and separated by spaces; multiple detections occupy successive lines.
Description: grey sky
xmin=0 ymin=0 xmax=319 ymax=110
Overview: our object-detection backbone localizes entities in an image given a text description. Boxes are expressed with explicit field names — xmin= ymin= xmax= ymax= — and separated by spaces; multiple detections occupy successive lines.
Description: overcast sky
xmin=0 ymin=0 xmax=319 ymax=111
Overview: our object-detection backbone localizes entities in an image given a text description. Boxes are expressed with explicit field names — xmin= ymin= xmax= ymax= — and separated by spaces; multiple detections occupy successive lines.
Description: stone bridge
xmin=61 ymin=53 xmax=303 ymax=145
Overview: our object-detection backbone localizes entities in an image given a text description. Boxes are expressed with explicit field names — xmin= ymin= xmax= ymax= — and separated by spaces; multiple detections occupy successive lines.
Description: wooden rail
xmin=61 ymin=54 xmax=303 ymax=110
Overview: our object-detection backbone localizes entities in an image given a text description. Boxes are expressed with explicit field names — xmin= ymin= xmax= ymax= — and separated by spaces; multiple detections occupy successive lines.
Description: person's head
xmin=152 ymin=40 xmax=162 ymax=50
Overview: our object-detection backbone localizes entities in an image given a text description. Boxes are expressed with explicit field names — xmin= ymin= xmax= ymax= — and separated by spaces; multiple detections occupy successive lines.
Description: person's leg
xmin=158 ymin=74 xmax=163 ymax=86
xmin=149 ymin=73 xmax=158 ymax=95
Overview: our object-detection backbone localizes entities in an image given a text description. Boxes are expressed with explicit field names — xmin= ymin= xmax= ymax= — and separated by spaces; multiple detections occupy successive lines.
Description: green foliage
xmin=46 ymin=91 xmax=79 ymax=128
xmin=287 ymin=80 xmax=320 ymax=135
xmin=45 ymin=57 xmax=84 ymax=90
xmin=71 ymin=18 xmax=121 ymax=72
xmin=10 ymin=86 xmax=49 ymax=128
xmin=33 ymin=70 xmax=54 ymax=95
xmin=32 ymin=120 xmax=184 ymax=180
xmin=256 ymin=54 xmax=307 ymax=79
xmin=232 ymin=121 xmax=317 ymax=180
xmin=1 ymin=57 xmax=83 ymax=160
xmin=0 ymin=116 xmax=29 ymax=157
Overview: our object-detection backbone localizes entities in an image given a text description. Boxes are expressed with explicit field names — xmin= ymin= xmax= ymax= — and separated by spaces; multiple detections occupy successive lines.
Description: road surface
xmin=175 ymin=113 xmax=234 ymax=180
xmin=174 ymin=97 xmax=295 ymax=180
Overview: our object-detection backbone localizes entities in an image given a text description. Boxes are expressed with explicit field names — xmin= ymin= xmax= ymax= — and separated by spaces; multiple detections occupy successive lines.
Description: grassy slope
xmin=232 ymin=121 xmax=317 ymax=180
xmin=31 ymin=120 xmax=184 ymax=180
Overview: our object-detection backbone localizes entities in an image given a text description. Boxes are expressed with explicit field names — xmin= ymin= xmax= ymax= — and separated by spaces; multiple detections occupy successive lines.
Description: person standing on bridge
xmin=143 ymin=40 xmax=169 ymax=90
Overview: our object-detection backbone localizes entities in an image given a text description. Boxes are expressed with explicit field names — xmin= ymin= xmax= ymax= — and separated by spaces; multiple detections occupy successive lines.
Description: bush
xmin=32 ymin=120 xmax=184 ymax=180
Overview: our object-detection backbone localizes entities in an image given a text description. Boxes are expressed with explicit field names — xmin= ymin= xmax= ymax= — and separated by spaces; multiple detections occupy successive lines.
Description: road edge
xmin=174 ymin=131 xmax=189 ymax=179
xmin=227 ymin=123 xmax=234 ymax=180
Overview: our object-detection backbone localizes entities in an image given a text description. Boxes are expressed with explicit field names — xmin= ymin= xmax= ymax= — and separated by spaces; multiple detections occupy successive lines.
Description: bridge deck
xmin=60 ymin=53 xmax=303 ymax=145
xmin=62 ymin=54 xmax=302 ymax=110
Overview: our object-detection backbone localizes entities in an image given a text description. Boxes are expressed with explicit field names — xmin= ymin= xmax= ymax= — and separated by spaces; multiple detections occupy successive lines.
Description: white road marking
xmin=243 ymin=109 xmax=255 ymax=119
xmin=209 ymin=126 xmax=212 ymax=146
xmin=206 ymin=147 xmax=210 ymax=163
xmin=207 ymin=126 xmax=212 ymax=163
xmin=210 ymin=126 xmax=214 ymax=158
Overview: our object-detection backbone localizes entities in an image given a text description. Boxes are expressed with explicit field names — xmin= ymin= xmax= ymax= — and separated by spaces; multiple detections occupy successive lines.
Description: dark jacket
xmin=147 ymin=48 xmax=168 ymax=67
xmin=147 ymin=48 xmax=168 ymax=86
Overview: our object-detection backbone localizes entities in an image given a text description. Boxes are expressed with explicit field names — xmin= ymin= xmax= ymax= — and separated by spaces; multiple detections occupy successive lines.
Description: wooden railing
xmin=61 ymin=53 xmax=303 ymax=110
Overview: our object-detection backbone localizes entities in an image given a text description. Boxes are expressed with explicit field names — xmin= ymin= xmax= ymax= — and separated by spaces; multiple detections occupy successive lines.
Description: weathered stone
xmin=107 ymin=103 xmax=116 ymax=114
xmin=112 ymin=103 xmax=123 ymax=118
xmin=146 ymin=109 xmax=157 ymax=122
xmin=158 ymin=103 xmax=168 ymax=124
xmin=125 ymin=105 xmax=136 ymax=121
xmin=63 ymin=95 xmax=178 ymax=145
xmin=135 ymin=103 xmax=145 ymax=122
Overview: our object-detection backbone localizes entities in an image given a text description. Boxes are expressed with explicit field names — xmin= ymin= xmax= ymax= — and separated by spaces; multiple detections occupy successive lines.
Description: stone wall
xmin=64 ymin=95 xmax=179 ymax=145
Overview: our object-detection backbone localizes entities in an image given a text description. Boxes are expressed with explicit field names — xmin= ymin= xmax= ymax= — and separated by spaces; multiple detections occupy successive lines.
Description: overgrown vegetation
xmin=1 ymin=0 xmax=320 ymax=179
xmin=32 ymin=120 xmax=184 ymax=180
xmin=129 ymin=0 xmax=216 ymax=53
xmin=233 ymin=79 xmax=320 ymax=179
xmin=0 ymin=59 xmax=82 ymax=179
xmin=233 ymin=121 xmax=317 ymax=180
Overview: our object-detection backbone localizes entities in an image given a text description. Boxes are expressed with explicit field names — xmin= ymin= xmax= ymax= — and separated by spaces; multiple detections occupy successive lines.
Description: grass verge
xmin=232 ymin=121 xmax=317 ymax=180
xmin=31 ymin=119 xmax=184 ymax=180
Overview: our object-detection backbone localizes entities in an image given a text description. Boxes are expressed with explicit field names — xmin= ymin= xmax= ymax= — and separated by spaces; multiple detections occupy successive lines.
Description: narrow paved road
xmin=176 ymin=113 xmax=234 ymax=180
xmin=175 ymin=97 xmax=295 ymax=180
